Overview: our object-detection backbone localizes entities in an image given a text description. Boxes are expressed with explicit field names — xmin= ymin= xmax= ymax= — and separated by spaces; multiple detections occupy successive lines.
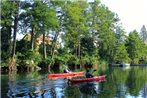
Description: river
xmin=1 ymin=66 xmax=147 ymax=98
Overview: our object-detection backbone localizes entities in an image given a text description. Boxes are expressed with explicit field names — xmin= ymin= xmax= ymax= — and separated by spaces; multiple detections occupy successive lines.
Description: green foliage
xmin=16 ymin=39 xmax=42 ymax=67
xmin=112 ymin=25 xmax=130 ymax=63
xmin=63 ymin=1 xmax=88 ymax=55
xmin=16 ymin=39 xmax=30 ymax=53
xmin=126 ymin=30 xmax=146 ymax=64
xmin=67 ymin=55 xmax=79 ymax=65
xmin=16 ymin=50 xmax=42 ymax=67
xmin=39 ymin=44 xmax=51 ymax=56
xmin=113 ymin=43 xmax=130 ymax=63
xmin=1 ymin=1 xmax=17 ymax=26
xmin=88 ymin=1 xmax=119 ymax=61
xmin=1 ymin=1 xmax=18 ymax=65
xmin=81 ymin=54 xmax=99 ymax=66
xmin=80 ymin=37 xmax=96 ymax=56
xmin=144 ymin=45 xmax=147 ymax=63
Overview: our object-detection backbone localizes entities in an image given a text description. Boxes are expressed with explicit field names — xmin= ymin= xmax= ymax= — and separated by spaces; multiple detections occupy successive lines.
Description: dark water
xmin=1 ymin=67 xmax=147 ymax=98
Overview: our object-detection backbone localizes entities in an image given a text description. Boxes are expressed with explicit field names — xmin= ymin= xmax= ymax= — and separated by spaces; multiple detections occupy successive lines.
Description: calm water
xmin=1 ymin=67 xmax=147 ymax=98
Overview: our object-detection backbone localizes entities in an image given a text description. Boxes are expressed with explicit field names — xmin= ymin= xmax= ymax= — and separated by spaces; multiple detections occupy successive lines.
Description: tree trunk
xmin=9 ymin=57 xmax=17 ymax=71
xmin=30 ymin=27 xmax=34 ymax=51
xmin=74 ymin=64 xmax=77 ymax=70
xmin=10 ymin=1 xmax=20 ymax=71
xmin=78 ymin=41 xmax=80 ymax=58
xmin=74 ymin=44 xmax=78 ymax=57
xmin=12 ymin=10 xmax=18 ymax=58
xmin=50 ymin=32 xmax=59 ymax=59
xmin=43 ymin=32 xmax=47 ymax=60
xmin=48 ymin=32 xmax=59 ymax=70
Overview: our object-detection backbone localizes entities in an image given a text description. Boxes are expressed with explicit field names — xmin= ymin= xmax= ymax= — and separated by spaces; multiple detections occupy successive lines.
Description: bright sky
xmin=100 ymin=0 xmax=147 ymax=33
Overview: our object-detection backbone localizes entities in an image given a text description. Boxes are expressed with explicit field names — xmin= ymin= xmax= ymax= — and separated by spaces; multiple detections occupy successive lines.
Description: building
xmin=23 ymin=33 xmax=61 ymax=49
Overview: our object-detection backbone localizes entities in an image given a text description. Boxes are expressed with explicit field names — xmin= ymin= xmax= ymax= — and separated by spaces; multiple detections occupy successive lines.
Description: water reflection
xmin=1 ymin=67 xmax=147 ymax=98
xmin=7 ymin=71 xmax=17 ymax=98
xmin=142 ymin=83 xmax=147 ymax=98
xmin=126 ymin=67 xmax=147 ymax=97
xmin=97 ymin=67 xmax=147 ymax=98
xmin=64 ymin=85 xmax=81 ymax=98
xmin=1 ymin=71 xmax=67 ymax=98
xmin=79 ymin=82 xmax=99 ymax=95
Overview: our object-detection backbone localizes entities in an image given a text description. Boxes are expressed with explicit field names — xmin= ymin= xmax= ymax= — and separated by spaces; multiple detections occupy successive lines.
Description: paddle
xmin=90 ymin=69 xmax=97 ymax=77
xmin=93 ymin=69 xmax=97 ymax=72
xmin=92 ymin=69 xmax=97 ymax=73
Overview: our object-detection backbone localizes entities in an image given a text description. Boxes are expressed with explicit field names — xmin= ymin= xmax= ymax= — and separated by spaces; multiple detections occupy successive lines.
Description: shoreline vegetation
xmin=1 ymin=0 xmax=147 ymax=74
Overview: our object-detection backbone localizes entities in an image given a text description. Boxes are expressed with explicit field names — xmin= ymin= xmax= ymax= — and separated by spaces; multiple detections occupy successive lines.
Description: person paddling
xmin=85 ymin=69 xmax=94 ymax=78
xmin=64 ymin=66 xmax=71 ymax=73
xmin=63 ymin=66 xmax=72 ymax=85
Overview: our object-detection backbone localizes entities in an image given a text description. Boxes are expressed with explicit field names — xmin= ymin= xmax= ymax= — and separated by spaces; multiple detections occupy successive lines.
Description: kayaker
xmin=64 ymin=66 xmax=71 ymax=73
xmin=85 ymin=69 xmax=94 ymax=78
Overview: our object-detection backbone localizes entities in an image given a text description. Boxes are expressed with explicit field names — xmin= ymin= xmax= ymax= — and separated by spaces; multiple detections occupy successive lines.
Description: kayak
xmin=70 ymin=75 xmax=106 ymax=84
xmin=49 ymin=75 xmax=79 ymax=80
xmin=69 ymin=75 xmax=106 ymax=84
xmin=48 ymin=72 xmax=84 ymax=79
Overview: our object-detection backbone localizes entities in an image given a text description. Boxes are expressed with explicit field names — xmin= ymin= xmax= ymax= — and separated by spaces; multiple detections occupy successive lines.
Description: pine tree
xmin=140 ymin=25 xmax=147 ymax=44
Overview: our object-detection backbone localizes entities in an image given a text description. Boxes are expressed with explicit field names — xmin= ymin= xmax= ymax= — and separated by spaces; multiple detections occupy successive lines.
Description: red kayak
xmin=69 ymin=75 xmax=106 ymax=84
xmin=48 ymin=72 xmax=84 ymax=79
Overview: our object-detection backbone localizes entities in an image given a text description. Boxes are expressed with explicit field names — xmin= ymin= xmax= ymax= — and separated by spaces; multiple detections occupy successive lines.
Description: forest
xmin=1 ymin=0 xmax=147 ymax=72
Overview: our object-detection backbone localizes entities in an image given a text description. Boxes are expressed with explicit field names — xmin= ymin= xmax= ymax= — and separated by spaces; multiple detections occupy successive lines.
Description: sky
xmin=100 ymin=0 xmax=147 ymax=33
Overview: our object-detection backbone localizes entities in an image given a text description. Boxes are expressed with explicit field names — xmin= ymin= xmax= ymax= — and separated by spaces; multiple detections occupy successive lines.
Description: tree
xmin=36 ymin=1 xmax=59 ymax=60
xmin=20 ymin=1 xmax=58 ymax=60
xmin=88 ymin=1 xmax=119 ymax=62
xmin=113 ymin=43 xmax=130 ymax=63
xmin=11 ymin=0 xmax=20 ymax=61
xmin=47 ymin=0 xmax=63 ymax=63
xmin=1 ymin=1 xmax=15 ymax=66
xmin=126 ymin=30 xmax=146 ymax=64
xmin=140 ymin=25 xmax=147 ymax=43
xmin=113 ymin=24 xmax=130 ymax=63
xmin=19 ymin=1 xmax=46 ymax=51
xmin=1 ymin=0 xmax=21 ymax=71
xmin=80 ymin=37 xmax=95 ymax=56
xmin=63 ymin=1 xmax=88 ymax=58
